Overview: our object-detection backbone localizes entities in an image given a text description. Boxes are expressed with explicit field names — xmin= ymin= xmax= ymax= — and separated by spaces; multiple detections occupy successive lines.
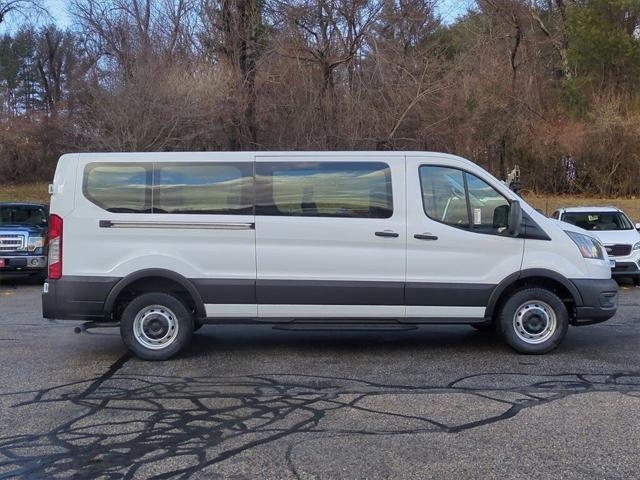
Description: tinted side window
xmin=419 ymin=166 xmax=510 ymax=234
xmin=419 ymin=166 xmax=469 ymax=227
xmin=84 ymin=163 xmax=152 ymax=213
xmin=256 ymin=162 xmax=393 ymax=218
xmin=466 ymin=173 xmax=510 ymax=232
xmin=153 ymin=163 xmax=253 ymax=215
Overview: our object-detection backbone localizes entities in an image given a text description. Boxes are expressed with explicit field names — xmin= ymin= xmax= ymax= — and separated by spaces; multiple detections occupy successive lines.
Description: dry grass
xmin=0 ymin=183 xmax=50 ymax=204
xmin=2 ymin=182 xmax=639 ymax=221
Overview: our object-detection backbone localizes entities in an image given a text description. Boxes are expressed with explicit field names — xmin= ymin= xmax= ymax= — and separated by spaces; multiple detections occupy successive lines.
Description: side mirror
xmin=635 ymin=222 xmax=640 ymax=231
xmin=508 ymin=200 xmax=523 ymax=237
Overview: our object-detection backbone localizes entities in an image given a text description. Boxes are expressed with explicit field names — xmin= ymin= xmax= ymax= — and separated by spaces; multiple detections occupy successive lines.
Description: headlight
xmin=565 ymin=231 xmax=604 ymax=259
xmin=633 ymin=242 xmax=640 ymax=251
xmin=27 ymin=236 xmax=45 ymax=252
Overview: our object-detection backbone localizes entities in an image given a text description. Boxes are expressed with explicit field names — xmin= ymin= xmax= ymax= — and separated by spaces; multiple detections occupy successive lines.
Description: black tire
xmin=633 ymin=277 xmax=640 ymax=287
xmin=497 ymin=287 xmax=569 ymax=354
xmin=120 ymin=292 xmax=194 ymax=360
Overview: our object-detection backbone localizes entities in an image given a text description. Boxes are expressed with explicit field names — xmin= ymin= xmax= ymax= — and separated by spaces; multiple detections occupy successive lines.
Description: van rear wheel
xmin=120 ymin=292 xmax=193 ymax=360
xmin=497 ymin=288 xmax=569 ymax=354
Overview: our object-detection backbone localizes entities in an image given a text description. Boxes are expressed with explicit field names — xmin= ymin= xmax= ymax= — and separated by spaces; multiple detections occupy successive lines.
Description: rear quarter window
xmin=83 ymin=161 xmax=254 ymax=215
xmin=83 ymin=163 xmax=152 ymax=213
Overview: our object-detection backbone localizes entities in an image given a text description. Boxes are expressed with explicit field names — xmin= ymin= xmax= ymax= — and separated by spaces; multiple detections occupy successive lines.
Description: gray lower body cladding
xmin=41 ymin=275 xmax=618 ymax=325
xmin=571 ymin=278 xmax=618 ymax=325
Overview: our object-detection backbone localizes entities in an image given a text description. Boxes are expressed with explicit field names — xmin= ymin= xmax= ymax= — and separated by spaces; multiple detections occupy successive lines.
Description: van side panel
xmin=254 ymin=155 xmax=407 ymax=319
xmin=45 ymin=153 xmax=258 ymax=320
xmin=49 ymin=154 xmax=79 ymax=220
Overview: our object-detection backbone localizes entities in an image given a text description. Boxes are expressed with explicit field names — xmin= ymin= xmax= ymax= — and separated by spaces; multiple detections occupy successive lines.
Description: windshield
xmin=0 ymin=205 xmax=48 ymax=227
xmin=561 ymin=211 xmax=633 ymax=231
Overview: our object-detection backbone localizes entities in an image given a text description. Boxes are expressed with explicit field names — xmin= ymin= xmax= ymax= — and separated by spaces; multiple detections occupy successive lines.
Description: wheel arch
xmin=104 ymin=269 xmax=206 ymax=320
xmin=485 ymin=268 xmax=583 ymax=319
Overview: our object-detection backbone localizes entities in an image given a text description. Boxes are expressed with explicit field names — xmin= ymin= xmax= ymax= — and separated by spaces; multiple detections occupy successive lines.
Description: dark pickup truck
xmin=0 ymin=202 xmax=49 ymax=281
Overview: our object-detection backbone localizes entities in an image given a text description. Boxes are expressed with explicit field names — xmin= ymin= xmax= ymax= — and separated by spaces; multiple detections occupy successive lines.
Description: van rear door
xmin=255 ymin=155 xmax=406 ymax=319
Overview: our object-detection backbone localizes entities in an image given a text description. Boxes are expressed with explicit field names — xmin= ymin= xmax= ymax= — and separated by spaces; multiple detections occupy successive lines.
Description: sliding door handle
xmin=414 ymin=233 xmax=438 ymax=241
xmin=375 ymin=230 xmax=399 ymax=238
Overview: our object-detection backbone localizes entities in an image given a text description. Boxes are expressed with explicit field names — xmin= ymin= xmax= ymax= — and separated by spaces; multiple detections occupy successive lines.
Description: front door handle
xmin=375 ymin=230 xmax=399 ymax=238
xmin=414 ymin=233 xmax=438 ymax=241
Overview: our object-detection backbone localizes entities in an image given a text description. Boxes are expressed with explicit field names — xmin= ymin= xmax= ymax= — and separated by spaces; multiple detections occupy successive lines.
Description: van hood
xmin=551 ymin=218 xmax=595 ymax=236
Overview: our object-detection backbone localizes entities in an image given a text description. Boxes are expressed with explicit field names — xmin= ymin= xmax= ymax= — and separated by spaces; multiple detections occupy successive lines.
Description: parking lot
xmin=0 ymin=278 xmax=639 ymax=479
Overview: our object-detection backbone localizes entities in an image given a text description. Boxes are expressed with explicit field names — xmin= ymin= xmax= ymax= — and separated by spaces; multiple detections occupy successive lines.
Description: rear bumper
xmin=571 ymin=278 xmax=618 ymax=325
xmin=42 ymin=276 xmax=120 ymax=320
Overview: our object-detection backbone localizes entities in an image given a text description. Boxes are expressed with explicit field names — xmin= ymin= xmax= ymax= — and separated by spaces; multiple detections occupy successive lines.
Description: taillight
xmin=48 ymin=214 xmax=63 ymax=280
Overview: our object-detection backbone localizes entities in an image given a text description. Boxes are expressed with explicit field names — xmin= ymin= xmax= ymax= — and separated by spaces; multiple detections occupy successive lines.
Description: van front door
xmin=255 ymin=155 xmax=406 ymax=319
xmin=405 ymin=156 xmax=524 ymax=321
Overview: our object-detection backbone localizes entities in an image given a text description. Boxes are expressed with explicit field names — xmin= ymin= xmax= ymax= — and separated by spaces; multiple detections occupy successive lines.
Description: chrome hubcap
xmin=512 ymin=300 xmax=557 ymax=345
xmin=133 ymin=305 xmax=179 ymax=350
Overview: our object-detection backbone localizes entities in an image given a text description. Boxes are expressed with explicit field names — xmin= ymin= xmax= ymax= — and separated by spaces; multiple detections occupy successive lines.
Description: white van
xmin=42 ymin=152 xmax=618 ymax=360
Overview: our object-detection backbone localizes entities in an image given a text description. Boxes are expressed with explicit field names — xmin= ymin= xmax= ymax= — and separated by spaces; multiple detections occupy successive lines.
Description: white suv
xmin=553 ymin=207 xmax=640 ymax=284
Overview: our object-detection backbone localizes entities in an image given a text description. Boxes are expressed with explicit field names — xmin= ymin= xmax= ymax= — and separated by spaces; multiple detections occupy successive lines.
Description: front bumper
xmin=610 ymin=259 xmax=640 ymax=277
xmin=571 ymin=278 xmax=618 ymax=325
xmin=0 ymin=255 xmax=47 ymax=273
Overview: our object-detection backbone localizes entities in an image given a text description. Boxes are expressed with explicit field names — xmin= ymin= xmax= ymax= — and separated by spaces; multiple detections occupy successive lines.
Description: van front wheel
xmin=497 ymin=288 xmax=569 ymax=354
xmin=120 ymin=292 xmax=194 ymax=360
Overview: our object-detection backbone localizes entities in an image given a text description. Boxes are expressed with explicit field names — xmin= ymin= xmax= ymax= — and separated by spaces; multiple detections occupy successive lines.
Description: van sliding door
xmin=255 ymin=155 xmax=406 ymax=320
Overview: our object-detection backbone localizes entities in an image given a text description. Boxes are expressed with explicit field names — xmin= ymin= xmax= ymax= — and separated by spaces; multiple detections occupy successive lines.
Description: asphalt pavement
xmin=1 ymin=276 xmax=639 ymax=479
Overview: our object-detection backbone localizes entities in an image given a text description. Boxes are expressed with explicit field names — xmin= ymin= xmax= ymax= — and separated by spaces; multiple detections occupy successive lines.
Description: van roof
xmin=70 ymin=151 xmax=474 ymax=164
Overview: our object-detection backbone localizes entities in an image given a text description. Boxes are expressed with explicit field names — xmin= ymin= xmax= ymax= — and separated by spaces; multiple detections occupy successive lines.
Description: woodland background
xmin=1 ymin=0 xmax=640 ymax=196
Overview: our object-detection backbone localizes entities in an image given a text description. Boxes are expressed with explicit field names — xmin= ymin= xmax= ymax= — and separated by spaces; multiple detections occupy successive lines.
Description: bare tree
xmin=274 ymin=0 xmax=383 ymax=148
xmin=201 ymin=0 xmax=266 ymax=148
xmin=0 ymin=0 xmax=46 ymax=25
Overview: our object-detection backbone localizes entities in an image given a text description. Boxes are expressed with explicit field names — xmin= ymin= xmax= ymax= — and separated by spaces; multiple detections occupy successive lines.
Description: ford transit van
xmin=41 ymin=152 xmax=618 ymax=360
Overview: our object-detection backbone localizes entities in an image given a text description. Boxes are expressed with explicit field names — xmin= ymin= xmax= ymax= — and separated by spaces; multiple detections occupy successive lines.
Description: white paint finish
xmin=65 ymin=204 xmax=256 ymax=279
xmin=49 ymin=154 xmax=78 ymax=219
xmin=257 ymin=305 xmax=404 ymax=318
xmin=64 ymin=154 xmax=257 ymax=281
xmin=46 ymin=150 xmax=611 ymax=322
xmin=405 ymin=306 xmax=486 ymax=318
xmin=212 ymin=304 xmax=484 ymax=319
xmin=205 ymin=304 xmax=258 ymax=317
xmin=255 ymin=155 xmax=407 ymax=318
xmin=520 ymin=207 xmax=612 ymax=280
xmin=405 ymin=155 xmax=525 ymax=286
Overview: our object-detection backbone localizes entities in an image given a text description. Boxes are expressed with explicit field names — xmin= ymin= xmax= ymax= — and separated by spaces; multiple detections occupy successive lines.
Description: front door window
xmin=419 ymin=165 xmax=510 ymax=235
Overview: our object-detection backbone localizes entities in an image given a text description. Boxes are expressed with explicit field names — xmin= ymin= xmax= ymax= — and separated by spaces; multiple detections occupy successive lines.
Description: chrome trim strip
xmin=100 ymin=220 xmax=254 ymax=230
